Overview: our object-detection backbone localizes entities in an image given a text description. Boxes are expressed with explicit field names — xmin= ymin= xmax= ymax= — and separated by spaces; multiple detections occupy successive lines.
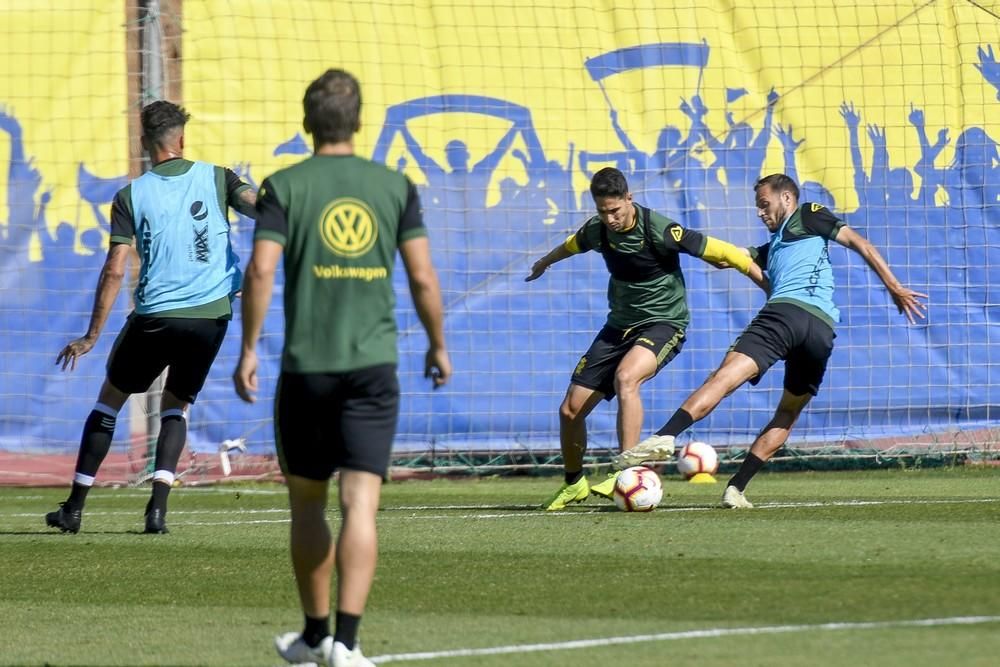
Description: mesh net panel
xmin=1 ymin=1 xmax=999 ymax=482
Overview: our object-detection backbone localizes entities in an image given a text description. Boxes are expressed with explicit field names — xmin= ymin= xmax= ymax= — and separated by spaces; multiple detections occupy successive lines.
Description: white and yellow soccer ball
xmin=613 ymin=466 xmax=663 ymax=512
xmin=676 ymin=441 xmax=719 ymax=478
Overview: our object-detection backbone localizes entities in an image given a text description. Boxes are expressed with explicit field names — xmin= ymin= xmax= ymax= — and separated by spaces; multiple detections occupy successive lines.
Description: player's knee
xmin=559 ymin=399 xmax=586 ymax=424
xmin=772 ymin=407 xmax=803 ymax=430
xmin=287 ymin=473 xmax=329 ymax=506
xmin=159 ymin=389 xmax=190 ymax=414
xmin=613 ymin=367 xmax=643 ymax=395
xmin=340 ymin=492 xmax=380 ymax=526
xmin=338 ymin=469 xmax=382 ymax=511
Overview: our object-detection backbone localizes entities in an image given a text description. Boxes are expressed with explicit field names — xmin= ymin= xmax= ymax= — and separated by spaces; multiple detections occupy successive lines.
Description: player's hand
xmin=425 ymin=346 xmax=452 ymax=389
xmin=524 ymin=259 xmax=548 ymax=282
xmin=891 ymin=287 xmax=928 ymax=325
xmin=56 ymin=336 xmax=97 ymax=371
xmin=233 ymin=350 xmax=259 ymax=403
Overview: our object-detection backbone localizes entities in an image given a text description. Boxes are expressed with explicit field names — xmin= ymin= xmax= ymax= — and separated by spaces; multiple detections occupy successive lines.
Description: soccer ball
xmin=613 ymin=466 xmax=663 ymax=512
xmin=676 ymin=441 xmax=719 ymax=478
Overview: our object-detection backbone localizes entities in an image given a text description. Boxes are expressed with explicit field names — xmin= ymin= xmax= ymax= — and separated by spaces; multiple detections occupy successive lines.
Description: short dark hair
xmin=140 ymin=101 xmax=190 ymax=148
xmin=754 ymin=173 xmax=799 ymax=199
xmin=303 ymin=69 xmax=362 ymax=144
xmin=590 ymin=167 xmax=629 ymax=198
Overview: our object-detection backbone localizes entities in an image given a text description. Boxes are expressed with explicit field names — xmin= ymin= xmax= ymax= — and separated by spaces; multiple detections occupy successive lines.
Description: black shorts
xmin=731 ymin=301 xmax=836 ymax=396
xmin=571 ymin=321 xmax=685 ymax=400
xmin=275 ymin=364 xmax=400 ymax=481
xmin=106 ymin=315 xmax=228 ymax=404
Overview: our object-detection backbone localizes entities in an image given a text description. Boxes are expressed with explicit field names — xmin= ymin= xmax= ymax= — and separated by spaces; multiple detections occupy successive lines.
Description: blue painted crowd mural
xmin=3 ymin=40 xmax=1000 ymax=455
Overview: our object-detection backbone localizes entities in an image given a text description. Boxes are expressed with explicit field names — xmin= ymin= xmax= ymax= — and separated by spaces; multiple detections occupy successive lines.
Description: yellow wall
xmin=185 ymin=0 xmax=999 ymax=211
xmin=0 ymin=1 xmax=126 ymax=250
xmin=2 ymin=0 xmax=998 ymax=243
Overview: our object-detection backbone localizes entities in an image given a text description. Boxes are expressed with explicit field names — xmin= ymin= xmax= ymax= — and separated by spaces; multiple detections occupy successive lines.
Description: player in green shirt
xmin=526 ymin=167 xmax=765 ymax=510
xmin=234 ymin=70 xmax=450 ymax=667
xmin=625 ymin=174 xmax=926 ymax=509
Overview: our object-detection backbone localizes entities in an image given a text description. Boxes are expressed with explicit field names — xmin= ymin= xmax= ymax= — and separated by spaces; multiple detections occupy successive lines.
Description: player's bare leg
xmin=96 ymin=379 xmax=130 ymax=411
xmin=613 ymin=345 xmax=658 ymax=451
xmin=274 ymin=473 xmax=337 ymax=664
xmin=618 ymin=351 xmax=758 ymax=469
xmin=542 ymin=384 xmax=603 ymax=510
xmin=278 ymin=469 xmax=380 ymax=663
xmin=723 ymin=390 xmax=811 ymax=509
xmin=750 ymin=390 xmax=812 ymax=462
xmin=287 ymin=473 xmax=334 ymax=620
xmin=335 ymin=469 xmax=381 ymax=615
xmin=679 ymin=351 xmax=759 ymax=421
xmin=559 ymin=383 xmax=603 ymax=471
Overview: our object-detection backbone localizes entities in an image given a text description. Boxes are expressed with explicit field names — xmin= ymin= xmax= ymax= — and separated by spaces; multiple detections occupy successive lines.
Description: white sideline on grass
xmin=367 ymin=616 xmax=1000 ymax=664
xmin=6 ymin=497 xmax=1000 ymax=525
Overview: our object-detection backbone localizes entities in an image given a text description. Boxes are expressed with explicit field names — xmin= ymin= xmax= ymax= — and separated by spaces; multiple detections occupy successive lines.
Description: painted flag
xmin=726 ymin=87 xmax=749 ymax=103
xmin=273 ymin=133 xmax=310 ymax=156
xmin=584 ymin=42 xmax=709 ymax=82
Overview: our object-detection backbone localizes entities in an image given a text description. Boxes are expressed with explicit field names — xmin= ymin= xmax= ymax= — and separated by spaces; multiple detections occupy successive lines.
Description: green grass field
xmin=2 ymin=467 xmax=999 ymax=666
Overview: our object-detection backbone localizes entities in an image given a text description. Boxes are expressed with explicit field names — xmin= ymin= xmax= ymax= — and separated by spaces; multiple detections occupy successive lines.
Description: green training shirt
xmin=574 ymin=204 xmax=709 ymax=330
xmin=254 ymin=155 xmax=426 ymax=373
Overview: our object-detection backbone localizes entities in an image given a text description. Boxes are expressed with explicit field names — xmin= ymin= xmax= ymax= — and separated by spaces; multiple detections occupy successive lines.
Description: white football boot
xmin=274 ymin=632 xmax=333 ymax=665
xmin=611 ymin=434 xmax=675 ymax=469
xmin=721 ymin=485 xmax=754 ymax=509
xmin=332 ymin=641 xmax=375 ymax=667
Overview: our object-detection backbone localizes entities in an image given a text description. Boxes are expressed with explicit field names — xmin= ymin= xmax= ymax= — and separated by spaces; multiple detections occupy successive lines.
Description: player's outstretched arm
xmin=694 ymin=234 xmax=753 ymax=275
xmin=833 ymin=226 xmax=928 ymax=324
xmin=661 ymin=223 xmax=758 ymax=280
xmin=56 ymin=243 xmax=130 ymax=371
xmin=700 ymin=238 xmax=770 ymax=293
xmin=400 ymin=236 xmax=451 ymax=388
xmin=745 ymin=260 xmax=771 ymax=295
xmin=525 ymin=236 xmax=577 ymax=282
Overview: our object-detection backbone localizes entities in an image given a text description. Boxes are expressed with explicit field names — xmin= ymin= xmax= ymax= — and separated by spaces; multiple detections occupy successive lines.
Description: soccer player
xmin=623 ymin=173 xmax=927 ymax=507
xmin=45 ymin=100 xmax=256 ymax=534
xmin=233 ymin=69 xmax=450 ymax=667
xmin=526 ymin=167 xmax=765 ymax=511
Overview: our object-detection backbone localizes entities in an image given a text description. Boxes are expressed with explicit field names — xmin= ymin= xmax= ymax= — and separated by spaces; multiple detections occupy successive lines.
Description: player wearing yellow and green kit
xmin=526 ymin=167 xmax=766 ymax=511
xmin=627 ymin=174 xmax=927 ymax=509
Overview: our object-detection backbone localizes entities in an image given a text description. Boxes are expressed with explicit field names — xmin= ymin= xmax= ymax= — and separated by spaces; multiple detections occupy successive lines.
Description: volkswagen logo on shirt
xmin=318 ymin=198 xmax=378 ymax=258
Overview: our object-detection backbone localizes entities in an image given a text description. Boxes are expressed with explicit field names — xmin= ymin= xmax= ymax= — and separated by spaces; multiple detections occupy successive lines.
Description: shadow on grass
xmin=0 ymin=529 xmax=157 ymax=536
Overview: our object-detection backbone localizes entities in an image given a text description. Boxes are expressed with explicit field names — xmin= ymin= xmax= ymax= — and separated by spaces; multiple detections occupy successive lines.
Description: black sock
xmin=655 ymin=408 xmax=693 ymax=437
xmin=150 ymin=481 xmax=171 ymax=514
xmin=150 ymin=414 xmax=186 ymax=512
xmin=153 ymin=414 xmax=186 ymax=475
xmin=302 ymin=614 xmax=330 ymax=648
xmin=68 ymin=408 xmax=118 ymax=508
xmin=564 ymin=470 xmax=583 ymax=485
xmin=334 ymin=611 xmax=361 ymax=650
xmin=728 ymin=453 xmax=765 ymax=492
xmin=67 ymin=482 xmax=92 ymax=509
